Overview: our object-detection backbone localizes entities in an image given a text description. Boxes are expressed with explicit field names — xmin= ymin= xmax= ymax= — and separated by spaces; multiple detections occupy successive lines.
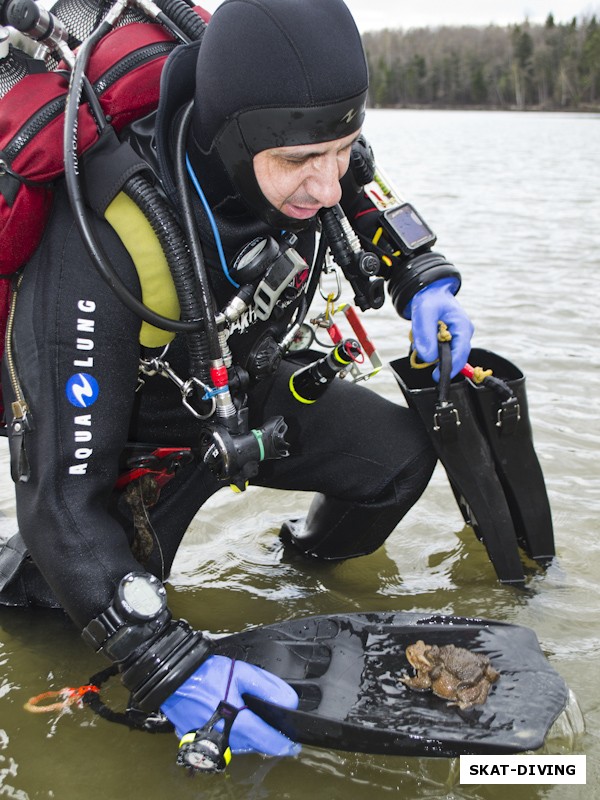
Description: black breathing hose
xmin=173 ymin=101 xmax=223 ymax=364
xmin=123 ymin=175 xmax=212 ymax=381
xmin=62 ymin=13 xmax=206 ymax=334
xmin=153 ymin=0 xmax=206 ymax=40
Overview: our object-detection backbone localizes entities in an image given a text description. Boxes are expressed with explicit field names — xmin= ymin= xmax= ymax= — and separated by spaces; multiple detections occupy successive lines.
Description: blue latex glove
xmin=408 ymin=277 xmax=474 ymax=380
xmin=161 ymin=655 xmax=300 ymax=756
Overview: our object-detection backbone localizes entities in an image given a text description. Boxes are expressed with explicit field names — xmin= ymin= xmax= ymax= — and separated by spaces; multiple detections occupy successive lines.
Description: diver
xmin=0 ymin=0 xmax=474 ymax=763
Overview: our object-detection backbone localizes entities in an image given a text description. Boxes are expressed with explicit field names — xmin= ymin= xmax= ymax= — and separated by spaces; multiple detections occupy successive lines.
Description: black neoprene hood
xmin=189 ymin=0 xmax=369 ymax=229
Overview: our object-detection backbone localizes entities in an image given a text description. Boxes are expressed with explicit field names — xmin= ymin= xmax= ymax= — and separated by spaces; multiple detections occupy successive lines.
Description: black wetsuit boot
xmin=279 ymin=451 xmax=436 ymax=561
xmin=0 ymin=549 xmax=61 ymax=608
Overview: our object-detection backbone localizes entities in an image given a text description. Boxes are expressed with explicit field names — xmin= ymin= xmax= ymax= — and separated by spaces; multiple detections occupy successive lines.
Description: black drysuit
xmin=1 ymin=169 xmax=436 ymax=629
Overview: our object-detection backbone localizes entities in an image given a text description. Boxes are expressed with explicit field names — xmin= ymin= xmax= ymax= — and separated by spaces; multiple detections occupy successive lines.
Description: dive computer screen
xmin=382 ymin=203 xmax=436 ymax=253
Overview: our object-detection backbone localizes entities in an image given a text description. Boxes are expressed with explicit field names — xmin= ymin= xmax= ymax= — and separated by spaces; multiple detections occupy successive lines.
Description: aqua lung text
xmin=68 ymin=300 xmax=97 ymax=475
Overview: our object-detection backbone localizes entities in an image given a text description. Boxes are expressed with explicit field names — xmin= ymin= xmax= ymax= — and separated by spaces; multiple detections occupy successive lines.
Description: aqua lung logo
xmin=66 ymin=373 xmax=99 ymax=408
xmin=67 ymin=300 xmax=97 ymax=475
xmin=341 ymin=108 xmax=358 ymax=124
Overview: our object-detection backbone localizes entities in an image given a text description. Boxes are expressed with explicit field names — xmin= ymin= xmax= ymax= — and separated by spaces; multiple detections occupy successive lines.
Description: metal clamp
xmin=138 ymin=357 xmax=216 ymax=420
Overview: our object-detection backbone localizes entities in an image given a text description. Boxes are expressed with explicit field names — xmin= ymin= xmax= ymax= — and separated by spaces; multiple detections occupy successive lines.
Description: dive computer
xmin=380 ymin=202 xmax=437 ymax=256
xmin=115 ymin=572 xmax=168 ymax=622
xmin=82 ymin=571 xmax=169 ymax=660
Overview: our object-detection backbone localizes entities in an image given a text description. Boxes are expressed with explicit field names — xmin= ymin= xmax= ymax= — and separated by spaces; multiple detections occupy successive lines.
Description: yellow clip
xmin=325 ymin=292 xmax=337 ymax=324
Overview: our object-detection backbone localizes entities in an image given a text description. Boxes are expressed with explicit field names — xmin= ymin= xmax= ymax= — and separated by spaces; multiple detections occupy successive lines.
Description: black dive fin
xmin=214 ymin=612 xmax=568 ymax=757
xmin=465 ymin=349 xmax=554 ymax=562
xmin=390 ymin=354 xmax=525 ymax=584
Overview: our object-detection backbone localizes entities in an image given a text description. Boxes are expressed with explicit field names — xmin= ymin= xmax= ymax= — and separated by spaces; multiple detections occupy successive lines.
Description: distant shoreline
xmin=362 ymin=18 xmax=600 ymax=115
xmin=369 ymin=104 xmax=600 ymax=113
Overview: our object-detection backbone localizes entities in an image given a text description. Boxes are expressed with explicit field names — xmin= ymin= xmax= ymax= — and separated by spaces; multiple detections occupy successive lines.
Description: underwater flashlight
xmin=289 ymin=338 xmax=362 ymax=404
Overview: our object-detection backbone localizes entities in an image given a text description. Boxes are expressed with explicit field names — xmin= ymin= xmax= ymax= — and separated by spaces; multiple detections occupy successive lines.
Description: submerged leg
xmin=279 ymin=450 xmax=435 ymax=560
xmin=248 ymin=358 xmax=437 ymax=561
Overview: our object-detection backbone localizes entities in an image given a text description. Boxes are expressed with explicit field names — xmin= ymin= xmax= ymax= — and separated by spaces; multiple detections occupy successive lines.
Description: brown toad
xmin=400 ymin=640 xmax=499 ymax=709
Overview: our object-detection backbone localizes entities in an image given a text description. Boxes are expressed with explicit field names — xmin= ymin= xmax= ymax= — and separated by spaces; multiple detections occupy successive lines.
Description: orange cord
xmin=24 ymin=684 xmax=99 ymax=714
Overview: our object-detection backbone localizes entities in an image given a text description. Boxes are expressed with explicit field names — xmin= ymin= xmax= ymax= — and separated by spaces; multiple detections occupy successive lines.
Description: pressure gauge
xmin=287 ymin=323 xmax=315 ymax=352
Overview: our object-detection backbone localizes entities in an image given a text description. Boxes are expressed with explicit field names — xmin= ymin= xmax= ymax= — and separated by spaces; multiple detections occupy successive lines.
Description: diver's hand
xmin=161 ymin=655 xmax=300 ymax=756
xmin=410 ymin=277 xmax=474 ymax=380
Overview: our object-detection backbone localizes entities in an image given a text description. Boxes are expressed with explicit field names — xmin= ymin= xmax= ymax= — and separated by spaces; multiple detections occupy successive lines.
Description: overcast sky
xmin=198 ymin=0 xmax=600 ymax=31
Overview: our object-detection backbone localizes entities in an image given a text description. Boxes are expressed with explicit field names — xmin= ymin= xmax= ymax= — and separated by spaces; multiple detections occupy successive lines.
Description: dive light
xmin=289 ymin=338 xmax=362 ymax=404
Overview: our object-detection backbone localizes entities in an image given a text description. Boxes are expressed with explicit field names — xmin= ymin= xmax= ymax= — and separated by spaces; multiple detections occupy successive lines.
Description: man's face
xmin=252 ymin=130 xmax=360 ymax=222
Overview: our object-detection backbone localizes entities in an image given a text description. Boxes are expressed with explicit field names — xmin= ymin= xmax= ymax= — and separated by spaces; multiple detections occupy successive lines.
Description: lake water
xmin=1 ymin=109 xmax=599 ymax=799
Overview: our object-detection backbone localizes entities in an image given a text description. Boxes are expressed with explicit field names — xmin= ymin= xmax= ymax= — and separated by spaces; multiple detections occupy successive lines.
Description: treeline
xmin=362 ymin=14 xmax=600 ymax=110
